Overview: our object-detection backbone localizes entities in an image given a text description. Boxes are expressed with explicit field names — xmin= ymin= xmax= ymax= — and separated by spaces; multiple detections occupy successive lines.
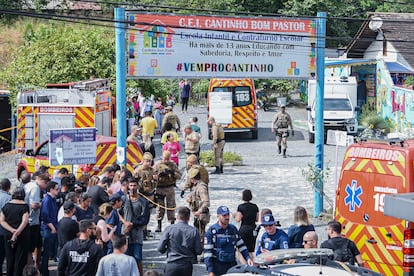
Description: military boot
xmin=211 ymin=166 xmax=221 ymax=174
xmin=220 ymin=164 xmax=224 ymax=173
xmin=278 ymin=146 xmax=282 ymax=154
xmin=155 ymin=220 xmax=162 ymax=232
xmin=283 ymin=149 xmax=287 ymax=158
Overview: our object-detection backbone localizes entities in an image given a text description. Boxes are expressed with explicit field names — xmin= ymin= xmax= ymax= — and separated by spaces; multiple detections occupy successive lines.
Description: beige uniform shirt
xmin=162 ymin=112 xmax=181 ymax=131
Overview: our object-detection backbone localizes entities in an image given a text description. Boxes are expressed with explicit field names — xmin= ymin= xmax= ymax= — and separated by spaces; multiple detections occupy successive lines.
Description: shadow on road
xmin=220 ymin=128 xmax=305 ymax=142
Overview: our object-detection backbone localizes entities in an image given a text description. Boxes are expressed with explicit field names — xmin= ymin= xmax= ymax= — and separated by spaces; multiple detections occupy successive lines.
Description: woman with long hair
xmin=287 ymin=206 xmax=315 ymax=248
xmin=140 ymin=134 xmax=156 ymax=164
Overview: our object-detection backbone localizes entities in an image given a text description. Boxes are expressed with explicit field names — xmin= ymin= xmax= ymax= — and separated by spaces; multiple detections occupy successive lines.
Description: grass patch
xmin=199 ymin=151 xmax=242 ymax=167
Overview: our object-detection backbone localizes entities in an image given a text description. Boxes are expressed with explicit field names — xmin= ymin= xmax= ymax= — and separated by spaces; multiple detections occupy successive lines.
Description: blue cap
xmin=217 ymin=206 xmax=230 ymax=215
xmin=261 ymin=214 xmax=276 ymax=226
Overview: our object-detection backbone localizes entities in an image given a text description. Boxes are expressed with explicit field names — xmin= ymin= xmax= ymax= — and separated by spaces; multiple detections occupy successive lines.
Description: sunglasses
xmin=303 ymin=240 xmax=314 ymax=244
xmin=263 ymin=224 xmax=274 ymax=228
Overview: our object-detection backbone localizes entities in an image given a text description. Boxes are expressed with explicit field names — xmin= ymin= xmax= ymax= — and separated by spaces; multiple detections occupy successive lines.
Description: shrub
xmin=199 ymin=151 xmax=242 ymax=167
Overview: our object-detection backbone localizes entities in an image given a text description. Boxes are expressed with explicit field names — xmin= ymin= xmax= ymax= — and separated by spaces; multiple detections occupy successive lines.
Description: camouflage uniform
xmin=162 ymin=111 xmax=181 ymax=132
xmin=133 ymin=165 xmax=155 ymax=205
xmin=211 ymin=122 xmax=225 ymax=172
xmin=271 ymin=109 xmax=293 ymax=156
xmin=182 ymin=164 xmax=209 ymax=193
xmin=187 ymin=171 xmax=210 ymax=244
xmin=153 ymin=160 xmax=182 ymax=222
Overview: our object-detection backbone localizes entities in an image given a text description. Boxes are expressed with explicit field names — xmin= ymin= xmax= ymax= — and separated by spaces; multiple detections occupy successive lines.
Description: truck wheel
xmin=309 ymin=132 xmax=315 ymax=143
xmin=252 ymin=129 xmax=258 ymax=139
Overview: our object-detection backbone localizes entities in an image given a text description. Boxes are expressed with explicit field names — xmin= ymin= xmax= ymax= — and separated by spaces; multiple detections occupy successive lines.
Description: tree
xmin=1 ymin=22 xmax=115 ymax=107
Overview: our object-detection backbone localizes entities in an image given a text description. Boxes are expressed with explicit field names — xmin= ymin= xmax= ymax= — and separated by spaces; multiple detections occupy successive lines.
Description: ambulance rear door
xmin=336 ymin=145 xmax=407 ymax=275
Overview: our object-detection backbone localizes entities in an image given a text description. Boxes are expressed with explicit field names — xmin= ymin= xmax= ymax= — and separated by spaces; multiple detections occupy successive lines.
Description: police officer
xmin=255 ymin=214 xmax=289 ymax=256
xmin=133 ymin=152 xmax=156 ymax=238
xmin=271 ymin=104 xmax=294 ymax=158
xmin=180 ymin=154 xmax=209 ymax=198
xmin=186 ymin=167 xmax=210 ymax=247
xmin=133 ymin=152 xmax=156 ymax=198
xmin=153 ymin=151 xmax=182 ymax=232
xmin=204 ymin=206 xmax=254 ymax=276
xmin=208 ymin=116 xmax=225 ymax=174
xmin=162 ymin=106 xmax=181 ymax=133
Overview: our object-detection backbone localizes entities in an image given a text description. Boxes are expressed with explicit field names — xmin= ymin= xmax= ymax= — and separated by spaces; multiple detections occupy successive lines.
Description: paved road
xmin=0 ymin=102 xmax=348 ymax=275
xmin=143 ymin=103 xmax=348 ymax=275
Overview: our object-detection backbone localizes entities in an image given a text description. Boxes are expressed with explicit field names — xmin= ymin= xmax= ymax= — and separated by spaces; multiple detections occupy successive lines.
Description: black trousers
xmin=165 ymin=260 xmax=193 ymax=276
xmin=181 ymin=97 xmax=189 ymax=111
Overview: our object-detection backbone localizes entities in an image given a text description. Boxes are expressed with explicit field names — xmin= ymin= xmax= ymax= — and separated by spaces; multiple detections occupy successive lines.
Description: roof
xmin=346 ymin=13 xmax=414 ymax=68
xmin=386 ymin=62 xmax=414 ymax=73
xmin=325 ymin=59 xmax=376 ymax=68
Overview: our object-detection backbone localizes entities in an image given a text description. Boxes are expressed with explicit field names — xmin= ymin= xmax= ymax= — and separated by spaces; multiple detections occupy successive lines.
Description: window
xmin=324 ymin=99 xmax=352 ymax=111
xmin=36 ymin=142 xmax=49 ymax=157
xmin=234 ymin=87 xmax=252 ymax=107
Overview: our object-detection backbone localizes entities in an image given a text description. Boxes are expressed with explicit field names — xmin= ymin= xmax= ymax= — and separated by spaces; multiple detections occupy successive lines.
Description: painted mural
xmin=377 ymin=60 xmax=414 ymax=130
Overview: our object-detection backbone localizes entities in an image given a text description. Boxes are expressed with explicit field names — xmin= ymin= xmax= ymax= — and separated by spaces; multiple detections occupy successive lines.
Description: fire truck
xmin=335 ymin=138 xmax=414 ymax=275
xmin=17 ymin=78 xmax=113 ymax=152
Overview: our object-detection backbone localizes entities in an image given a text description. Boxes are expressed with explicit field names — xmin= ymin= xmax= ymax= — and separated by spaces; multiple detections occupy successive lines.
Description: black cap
xmin=63 ymin=201 xmax=75 ymax=211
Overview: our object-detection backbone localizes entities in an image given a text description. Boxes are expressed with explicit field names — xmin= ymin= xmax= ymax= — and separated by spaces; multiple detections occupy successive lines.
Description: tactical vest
xmin=276 ymin=113 xmax=289 ymax=128
xmin=156 ymin=162 xmax=177 ymax=187
xmin=134 ymin=166 xmax=155 ymax=195
xmin=211 ymin=224 xmax=238 ymax=263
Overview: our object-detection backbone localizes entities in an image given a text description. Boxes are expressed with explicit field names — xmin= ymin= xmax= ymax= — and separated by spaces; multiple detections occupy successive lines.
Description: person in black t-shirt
xmin=321 ymin=220 xmax=364 ymax=266
xmin=234 ymin=189 xmax=259 ymax=263
xmin=88 ymin=178 xmax=110 ymax=215
xmin=58 ymin=201 xmax=79 ymax=255
xmin=74 ymin=193 xmax=94 ymax=221
xmin=0 ymin=187 xmax=30 ymax=276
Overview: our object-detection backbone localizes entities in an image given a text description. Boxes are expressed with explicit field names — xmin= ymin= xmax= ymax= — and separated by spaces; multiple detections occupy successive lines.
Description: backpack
xmin=330 ymin=239 xmax=355 ymax=264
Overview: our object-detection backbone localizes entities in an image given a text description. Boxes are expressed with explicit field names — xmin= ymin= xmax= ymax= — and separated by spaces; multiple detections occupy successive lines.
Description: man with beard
xmin=120 ymin=178 xmax=150 ymax=276
xmin=204 ymin=206 xmax=253 ymax=276
xmin=58 ymin=219 xmax=104 ymax=276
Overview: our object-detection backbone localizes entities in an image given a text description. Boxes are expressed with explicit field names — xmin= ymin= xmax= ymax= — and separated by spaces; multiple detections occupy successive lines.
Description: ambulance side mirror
xmin=306 ymin=106 xmax=311 ymax=111
xmin=25 ymin=149 xmax=34 ymax=156
xmin=354 ymin=106 xmax=361 ymax=112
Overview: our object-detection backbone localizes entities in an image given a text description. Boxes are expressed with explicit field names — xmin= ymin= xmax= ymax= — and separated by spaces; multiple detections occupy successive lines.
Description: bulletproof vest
xmin=156 ymin=162 xmax=177 ymax=187
xmin=211 ymin=225 xmax=237 ymax=262
xmin=276 ymin=113 xmax=289 ymax=128
xmin=134 ymin=166 xmax=155 ymax=194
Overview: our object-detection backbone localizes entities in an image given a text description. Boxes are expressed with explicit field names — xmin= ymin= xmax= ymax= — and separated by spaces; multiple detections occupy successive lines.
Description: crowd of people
xmin=0 ymin=90 xmax=364 ymax=276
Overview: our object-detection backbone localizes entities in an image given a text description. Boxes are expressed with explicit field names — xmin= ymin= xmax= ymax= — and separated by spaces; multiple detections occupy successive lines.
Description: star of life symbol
xmin=344 ymin=180 xmax=363 ymax=212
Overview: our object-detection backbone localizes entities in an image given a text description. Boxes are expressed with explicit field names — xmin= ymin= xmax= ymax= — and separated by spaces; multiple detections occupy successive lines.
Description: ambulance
xmin=16 ymin=136 xmax=143 ymax=179
xmin=17 ymin=78 xmax=113 ymax=152
xmin=207 ymin=78 xmax=258 ymax=139
xmin=335 ymin=138 xmax=414 ymax=275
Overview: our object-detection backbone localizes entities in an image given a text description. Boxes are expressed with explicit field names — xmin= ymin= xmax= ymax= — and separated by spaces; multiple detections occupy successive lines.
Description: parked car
xmin=225 ymin=248 xmax=383 ymax=276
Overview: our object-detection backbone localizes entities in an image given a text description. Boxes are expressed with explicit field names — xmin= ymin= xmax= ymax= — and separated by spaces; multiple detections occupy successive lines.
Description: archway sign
xmin=126 ymin=13 xmax=316 ymax=79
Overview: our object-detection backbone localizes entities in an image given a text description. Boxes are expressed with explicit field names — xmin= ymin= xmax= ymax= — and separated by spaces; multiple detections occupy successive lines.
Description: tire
xmin=309 ymin=132 xmax=315 ymax=143
xmin=252 ymin=129 xmax=258 ymax=139
xmin=263 ymin=105 xmax=268 ymax=112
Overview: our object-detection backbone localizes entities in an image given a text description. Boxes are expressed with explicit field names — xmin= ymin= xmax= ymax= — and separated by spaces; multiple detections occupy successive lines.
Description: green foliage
xmin=404 ymin=75 xmax=414 ymax=88
xmin=301 ymin=161 xmax=333 ymax=208
xmin=1 ymin=22 xmax=115 ymax=108
xmin=200 ymin=150 xmax=242 ymax=167
xmin=359 ymin=105 xmax=394 ymax=138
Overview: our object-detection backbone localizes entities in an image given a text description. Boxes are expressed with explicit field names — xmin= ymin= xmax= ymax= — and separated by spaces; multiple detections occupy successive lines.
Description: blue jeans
xmin=40 ymin=228 xmax=57 ymax=276
xmin=126 ymin=243 xmax=143 ymax=262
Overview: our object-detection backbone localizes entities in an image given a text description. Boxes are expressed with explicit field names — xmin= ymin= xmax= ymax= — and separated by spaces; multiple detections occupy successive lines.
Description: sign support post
xmin=115 ymin=7 xmax=127 ymax=166
xmin=314 ymin=11 xmax=326 ymax=217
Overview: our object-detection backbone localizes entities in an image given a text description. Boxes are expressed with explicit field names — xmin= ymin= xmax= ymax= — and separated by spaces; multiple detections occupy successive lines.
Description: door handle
xmin=366 ymin=239 xmax=377 ymax=244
